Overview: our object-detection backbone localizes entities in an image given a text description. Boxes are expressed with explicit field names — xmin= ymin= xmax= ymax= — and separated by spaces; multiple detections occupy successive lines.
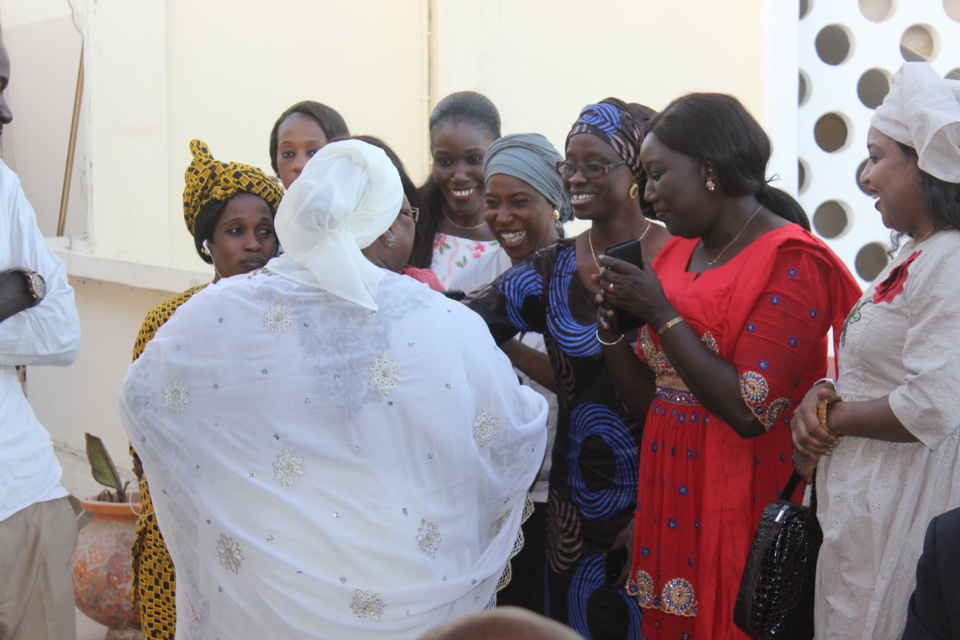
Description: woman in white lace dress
xmin=792 ymin=62 xmax=960 ymax=640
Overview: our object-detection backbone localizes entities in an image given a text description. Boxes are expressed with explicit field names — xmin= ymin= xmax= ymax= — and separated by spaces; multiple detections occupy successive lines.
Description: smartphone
xmin=605 ymin=239 xmax=645 ymax=334
xmin=602 ymin=545 xmax=629 ymax=585
xmin=442 ymin=290 xmax=466 ymax=301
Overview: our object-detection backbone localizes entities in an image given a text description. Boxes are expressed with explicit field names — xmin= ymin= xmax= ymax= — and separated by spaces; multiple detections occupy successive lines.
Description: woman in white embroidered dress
xmin=792 ymin=62 xmax=960 ymax=640
xmin=120 ymin=140 xmax=548 ymax=640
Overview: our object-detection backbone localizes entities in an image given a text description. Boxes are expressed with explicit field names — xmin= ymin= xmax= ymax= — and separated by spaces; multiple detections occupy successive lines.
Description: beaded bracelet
xmin=816 ymin=394 xmax=843 ymax=438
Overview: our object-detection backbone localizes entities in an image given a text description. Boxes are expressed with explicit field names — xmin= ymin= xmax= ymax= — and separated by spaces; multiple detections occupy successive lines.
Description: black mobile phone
xmin=602 ymin=545 xmax=629 ymax=585
xmin=442 ymin=290 xmax=466 ymax=301
xmin=605 ymin=239 xmax=645 ymax=334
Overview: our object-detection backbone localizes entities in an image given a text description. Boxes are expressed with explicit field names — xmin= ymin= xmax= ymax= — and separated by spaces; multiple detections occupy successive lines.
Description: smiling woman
xmin=465 ymin=100 xmax=666 ymax=640
xmin=412 ymin=91 xmax=502 ymax=286
xmin=592 ymin=94 xmax=861 ymax=640
xmin=790 ymin=62 xmax=960 ymax=640
xmin=129 ymin=139 xmax=283 ymax=638
xmin=449 ymin=133 xmax=571 ymax=615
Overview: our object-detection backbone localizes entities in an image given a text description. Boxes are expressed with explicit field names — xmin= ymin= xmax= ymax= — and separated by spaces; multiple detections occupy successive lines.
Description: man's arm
xmin=0 ymin=164 xmax=79 ymax=367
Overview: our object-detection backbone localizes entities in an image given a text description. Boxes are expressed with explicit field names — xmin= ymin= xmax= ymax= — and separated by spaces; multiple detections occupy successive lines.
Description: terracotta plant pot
xmin=71 ymin=494 xmax=142 ymax=639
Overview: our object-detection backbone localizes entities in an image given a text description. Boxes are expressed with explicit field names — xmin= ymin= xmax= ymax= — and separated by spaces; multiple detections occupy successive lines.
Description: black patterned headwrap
xmin=566 ymin=99 xmax=646 ymax=184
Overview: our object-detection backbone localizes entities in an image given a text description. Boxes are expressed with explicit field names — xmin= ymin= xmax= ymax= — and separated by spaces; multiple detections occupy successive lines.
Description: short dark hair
xmin=896 ymin=142 xmax=960 ymax=232
xmin=646 ymin=93 xmax=810 ymax=230
xmin=269 ymin=101 xmax=350 ymax=174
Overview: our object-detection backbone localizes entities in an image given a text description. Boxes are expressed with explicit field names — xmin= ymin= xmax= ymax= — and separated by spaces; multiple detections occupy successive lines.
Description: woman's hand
xmin=610 ymin=518 xmax=635 ymax=589
xmin=792 ymin=448 xmax=820 ymax=484
xmin=594 ymin=255 xmax=674 ymax=329
xmin=791 ymin=383 xmax=840 ymax=457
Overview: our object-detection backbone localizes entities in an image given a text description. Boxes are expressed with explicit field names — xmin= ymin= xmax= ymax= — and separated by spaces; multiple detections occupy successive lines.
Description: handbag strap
xmin=781 ymin=470 xmax=817 ymax=511
xmin=782 ymin=471 xmax=802 ymax=501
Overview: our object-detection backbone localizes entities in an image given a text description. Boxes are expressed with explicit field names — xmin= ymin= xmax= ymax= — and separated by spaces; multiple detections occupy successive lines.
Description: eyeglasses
xmin=556 ymin=160 xmax=626 ymax=179
xmin=400 ymin=207 xmax=420 ymax=224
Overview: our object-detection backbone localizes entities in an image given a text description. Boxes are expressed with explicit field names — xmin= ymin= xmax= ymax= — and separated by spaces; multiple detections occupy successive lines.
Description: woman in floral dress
xmin=413 ymin=91 xmax=503 ymax=287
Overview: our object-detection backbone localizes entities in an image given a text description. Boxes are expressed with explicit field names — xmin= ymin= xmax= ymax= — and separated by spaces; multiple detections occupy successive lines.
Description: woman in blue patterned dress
xmin=466 ymin=98 xmax=668 ymax=639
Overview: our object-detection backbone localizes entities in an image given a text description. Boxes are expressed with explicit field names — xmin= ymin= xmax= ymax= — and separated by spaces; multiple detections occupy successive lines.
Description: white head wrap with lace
xmin=267 ymin=139 xmax=403 ymax=309
xmin=872 ymin=62 xmax=960 ymax=183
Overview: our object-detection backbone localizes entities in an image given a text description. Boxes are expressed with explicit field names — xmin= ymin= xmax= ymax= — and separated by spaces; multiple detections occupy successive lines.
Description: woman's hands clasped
xmin=791 ymin=381 xmax=841 ymax=482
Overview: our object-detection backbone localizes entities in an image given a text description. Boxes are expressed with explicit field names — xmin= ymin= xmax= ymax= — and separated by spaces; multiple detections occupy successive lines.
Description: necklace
xmin=587 ymin=218 xmax=653 ymax=271
xmin=914 ymin=227 xmax=938 ymax=243
xmin=441 ymin=205 xmax=487 ymax=230
xmin=637 ymin=218 xmax=653 ymax=243
xmin=700 ymin=204 xmax=763 ymax=266
xmin=588 ymin=229 xmax=602 ymax=271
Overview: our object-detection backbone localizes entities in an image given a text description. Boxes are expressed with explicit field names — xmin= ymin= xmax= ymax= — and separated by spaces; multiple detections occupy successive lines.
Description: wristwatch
xmin=8 ymin=268 xmax=46 ymax=305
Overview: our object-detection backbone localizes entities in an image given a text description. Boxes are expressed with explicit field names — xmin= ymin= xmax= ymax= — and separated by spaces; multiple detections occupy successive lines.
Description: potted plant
xmin=71 ymin=433 xmax=142 ymax=639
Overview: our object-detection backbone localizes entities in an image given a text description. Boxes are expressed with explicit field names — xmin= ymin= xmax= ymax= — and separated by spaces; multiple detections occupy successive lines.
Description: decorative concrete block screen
xmin=798 ymin=0 xmax=960 ymax=282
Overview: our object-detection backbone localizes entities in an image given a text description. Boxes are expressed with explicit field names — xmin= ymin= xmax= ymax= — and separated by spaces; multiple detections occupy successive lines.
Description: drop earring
xmin=705 ymin=177 xmax=716 ymax=192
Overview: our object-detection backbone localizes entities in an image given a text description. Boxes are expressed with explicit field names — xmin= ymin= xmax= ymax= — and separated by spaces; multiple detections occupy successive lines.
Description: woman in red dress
xmin=594 ymin=93 xmax=861 ymax=639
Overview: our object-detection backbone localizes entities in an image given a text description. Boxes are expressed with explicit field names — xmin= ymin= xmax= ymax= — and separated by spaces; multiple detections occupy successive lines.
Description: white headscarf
xmin=872 ymin=62 xmax=960 ymax=183
xmin=267 ymin=139 xmax=404 ymax=310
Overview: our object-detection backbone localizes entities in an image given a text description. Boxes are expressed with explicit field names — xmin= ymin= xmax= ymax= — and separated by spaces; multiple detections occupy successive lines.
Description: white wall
xmin=1 ymin=0 xmax=796 ymax=493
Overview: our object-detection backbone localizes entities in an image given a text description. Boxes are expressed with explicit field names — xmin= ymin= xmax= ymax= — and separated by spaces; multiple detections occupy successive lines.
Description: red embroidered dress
xmin=627 ymin=225 xmax=861 ymax=639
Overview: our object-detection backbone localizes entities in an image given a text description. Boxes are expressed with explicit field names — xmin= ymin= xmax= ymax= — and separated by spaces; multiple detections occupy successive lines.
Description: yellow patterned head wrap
xmin=182 ymin=139 xmax=285 ymax=236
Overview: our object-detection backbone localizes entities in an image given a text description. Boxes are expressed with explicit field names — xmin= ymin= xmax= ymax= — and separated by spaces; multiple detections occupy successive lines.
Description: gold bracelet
xmin=657 ymin=316 xmax=685 ymax=336
xmin=816 ymin=394 xmax=843 ymax=438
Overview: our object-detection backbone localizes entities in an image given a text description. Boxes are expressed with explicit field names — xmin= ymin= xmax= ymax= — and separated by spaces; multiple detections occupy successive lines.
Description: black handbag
xmin=733 ymin=471 xmax=822 ymax=640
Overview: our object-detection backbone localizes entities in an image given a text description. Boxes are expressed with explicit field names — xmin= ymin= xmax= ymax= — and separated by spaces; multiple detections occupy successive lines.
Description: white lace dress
xmin=815 ymin=230 xmax=960 ymax=639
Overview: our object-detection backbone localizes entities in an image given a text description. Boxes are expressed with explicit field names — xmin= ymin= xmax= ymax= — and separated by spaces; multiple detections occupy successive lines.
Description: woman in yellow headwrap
xmin=130 ymin=139 xmax=283 ymax=639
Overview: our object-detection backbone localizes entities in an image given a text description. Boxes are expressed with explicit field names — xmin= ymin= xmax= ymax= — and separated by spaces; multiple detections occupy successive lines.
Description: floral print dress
xmin=430 ymin=232 xmax=501 ymax=288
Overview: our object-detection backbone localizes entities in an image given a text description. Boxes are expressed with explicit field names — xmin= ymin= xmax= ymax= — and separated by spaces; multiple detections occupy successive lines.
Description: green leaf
xmin=85 ymin=433 xmax=122 ymax=492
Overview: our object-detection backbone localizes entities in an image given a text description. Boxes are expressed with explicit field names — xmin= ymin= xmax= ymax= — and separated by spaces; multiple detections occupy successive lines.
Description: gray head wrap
xmin=483 ymin=133 xmax=573 ymax=222
xmin=872 ymin=62 xmax=960 ymax=183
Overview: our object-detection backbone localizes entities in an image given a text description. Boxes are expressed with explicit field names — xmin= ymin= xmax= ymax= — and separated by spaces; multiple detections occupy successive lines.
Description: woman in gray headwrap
xmin=450 ymin=133 xmax=571 ymax=290
xmin=450 ymin=133 xmax=569 ymax=615
xmin=791 ymin=62 xmax=960 ymax=639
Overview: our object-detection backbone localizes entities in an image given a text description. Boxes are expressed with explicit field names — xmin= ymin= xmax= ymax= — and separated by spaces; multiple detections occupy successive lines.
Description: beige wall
xmin=0 ymin=0 xmax=795 ymax=492
xmin=0 ymin=5 xmax=87 ymax=239
xmin=28 ymin=276 xmax=172 ymax=498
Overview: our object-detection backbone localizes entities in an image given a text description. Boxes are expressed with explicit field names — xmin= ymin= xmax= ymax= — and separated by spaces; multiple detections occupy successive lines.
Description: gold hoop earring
xmin=629 ymin=184 xmax=639 ymax=199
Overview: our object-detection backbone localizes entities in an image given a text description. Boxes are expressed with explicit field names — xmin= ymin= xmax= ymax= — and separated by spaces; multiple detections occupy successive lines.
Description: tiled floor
xmin=75 ymin=607 xmax=108 ymax=640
